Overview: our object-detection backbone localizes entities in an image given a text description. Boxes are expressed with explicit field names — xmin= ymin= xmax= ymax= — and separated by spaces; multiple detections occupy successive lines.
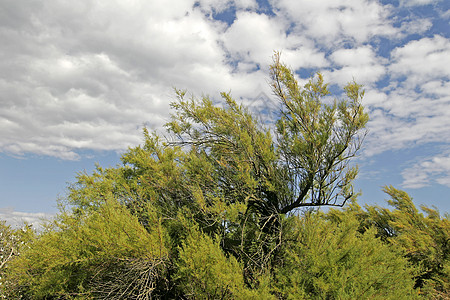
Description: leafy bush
xmin=273 ymin=212 xmax=418 ymax=299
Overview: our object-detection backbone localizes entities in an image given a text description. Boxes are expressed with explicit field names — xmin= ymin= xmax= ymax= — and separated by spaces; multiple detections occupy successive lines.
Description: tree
xmin=166 ymin=52 xmax=368 ymax=231
xmin=346 ymin=186 xmax=450 ymax=298
xmin=163 ymin=53 xmax=368 ymax=278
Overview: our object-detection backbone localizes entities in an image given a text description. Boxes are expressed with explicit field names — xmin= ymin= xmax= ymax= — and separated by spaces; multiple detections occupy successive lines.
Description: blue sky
xmin=1 ymin=0 xmax=449 ymax=226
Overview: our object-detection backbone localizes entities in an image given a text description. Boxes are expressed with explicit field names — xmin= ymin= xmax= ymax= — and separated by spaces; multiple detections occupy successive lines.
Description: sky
xmin=1 ymin=0 xmax=449 ymax=227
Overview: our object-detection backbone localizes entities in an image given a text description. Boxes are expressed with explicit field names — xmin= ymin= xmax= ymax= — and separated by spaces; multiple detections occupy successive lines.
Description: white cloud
xmin=222 ymin=10 xmax=329 ymax=76
xmin=222 ymin=11 xmax=288 ymax=68
xmin=422 ymin=80 xmax=450 ymax=96
xmin=1 ymin=0 xmax=342 ymax=160
xmin=399 ymin=0 xmax=437 ymax=7
xmin=0 ymin=208 xmax=54 ymax=231
xmin=325 ymin=46 xmax=386 ymax=86
xmin=274 ymin=0 xmax=399 ymax=46
xmin=398 ymin=18 xmax=433 ymax=36
xmin=360 ymin=35 xmax=450 ymax=156
xmin=442 ymin=9 xmax=450 ymax=19
xmin=389 ymin=35 xmax=450 ymax=88
xmin=363 ymin=89 xmax=388 ymax=107
xmin=363 ymin=91 xmax=450 ymax=156
xmin=281 ymin=45 xmax=329 ymax=70
xmin=0 ymin=0 xmax=270 ymax=160
xmin=196 ymin=0 xmax=258 ymax=13
xmin=402 ymin=154 xmax=450 ymax=188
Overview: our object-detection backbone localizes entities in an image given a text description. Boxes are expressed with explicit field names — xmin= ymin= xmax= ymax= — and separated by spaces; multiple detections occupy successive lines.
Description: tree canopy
xmin=1 ymin=55 xmax=448 ymax=299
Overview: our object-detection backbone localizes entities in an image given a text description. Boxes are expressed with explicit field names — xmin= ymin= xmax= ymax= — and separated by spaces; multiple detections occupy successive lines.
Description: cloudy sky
xmin=1 ymin=0 xmax=449 ymax=226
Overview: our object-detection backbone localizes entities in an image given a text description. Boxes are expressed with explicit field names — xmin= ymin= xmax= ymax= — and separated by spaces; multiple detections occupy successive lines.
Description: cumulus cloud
xmin=402 ymin=154 xmax=450 ymax=188
xmin=362 ymin=35 xmax=450 ymax=156
xmin=389 ymin=35 xmax=450 ymax=88
xmin=399 ymin=0 xmax=437 ymax=7
xmin=222 ymin=11 xmax=329 ymax=71
xmin=223 ymin=12 xmax=287 ymax=66
xmin=0 ymin=207 xmax=54 ymax=231
xmin=197 ymin=0 xmax=258 ymax=13
xmin=326 ymin=46 xmax=386 ymax=86
xmin=0 ymin=0 xmax=240 ymax=159
xmin=274 ymin=0 xmax=399 ymax=46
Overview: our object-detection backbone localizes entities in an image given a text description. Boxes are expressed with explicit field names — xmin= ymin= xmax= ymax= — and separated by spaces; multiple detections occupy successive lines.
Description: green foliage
xmin=327 ymin=186 xmax=450 ymax=298
xmin=273 ymin=212 xmax=418 ymax=299
xmin=358 ymin=186 xmax=449 ymax=298
xmin=270 ymin=52 xmax=368 ymax=212
xmin=4 ymin=199 xmax=169 ymax=299
xmin=176 ymin=226 xmax=274 ymax=299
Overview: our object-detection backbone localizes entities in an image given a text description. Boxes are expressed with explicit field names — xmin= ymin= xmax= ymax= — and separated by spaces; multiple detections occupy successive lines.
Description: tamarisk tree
xmin=167 ymin=53 xmax=368 ymax=223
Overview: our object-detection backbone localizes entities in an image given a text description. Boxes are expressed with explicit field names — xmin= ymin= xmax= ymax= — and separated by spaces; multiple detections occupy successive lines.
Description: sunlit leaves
xmin=4 ymin=199 xmax=169 ymax=298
